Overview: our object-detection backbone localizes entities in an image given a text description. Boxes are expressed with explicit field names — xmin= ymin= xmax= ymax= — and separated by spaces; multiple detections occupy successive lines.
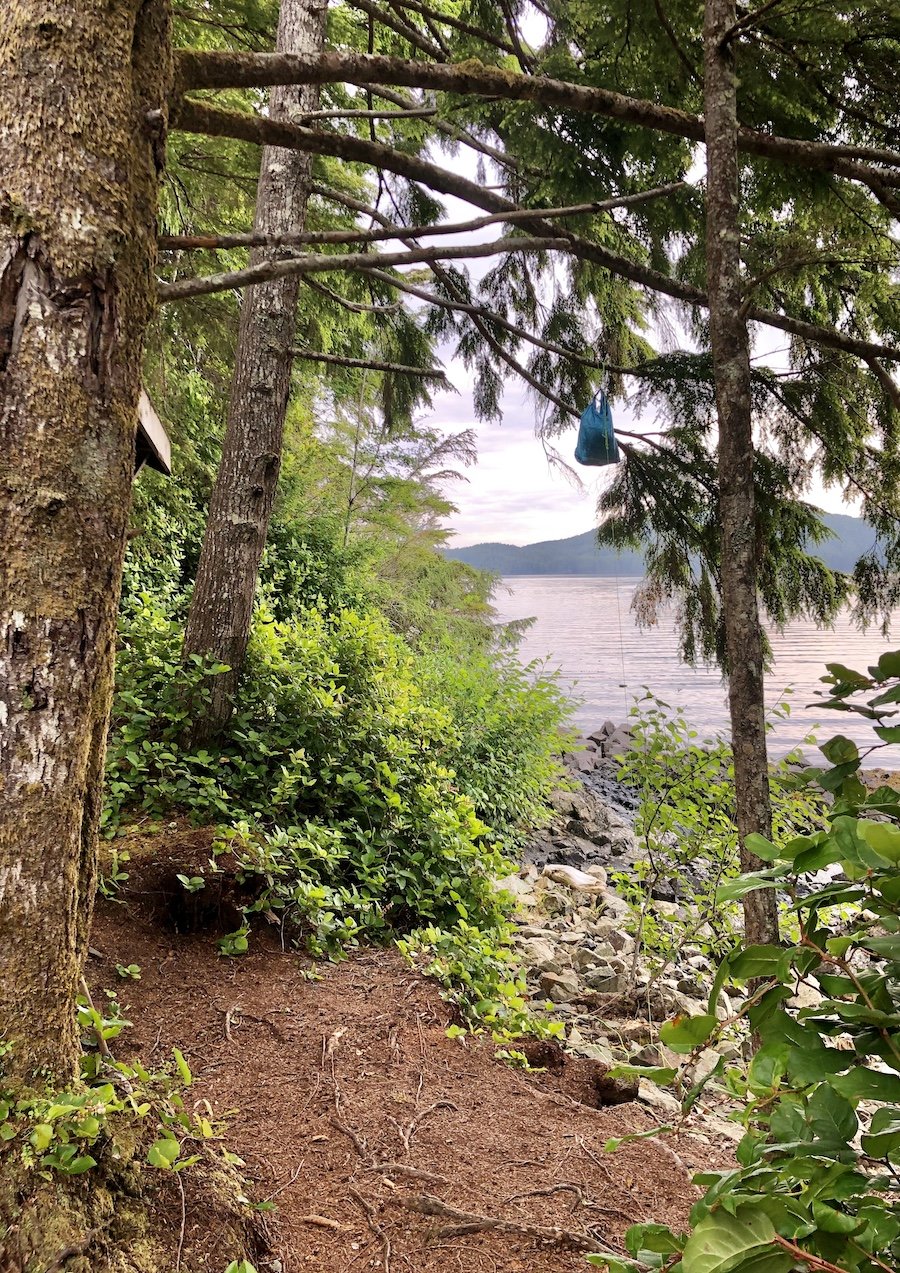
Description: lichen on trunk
xmin=0 ymin=0 xmax=171 ymax=1082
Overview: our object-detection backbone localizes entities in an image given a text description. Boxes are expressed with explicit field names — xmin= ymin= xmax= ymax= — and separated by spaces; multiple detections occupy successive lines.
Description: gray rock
xmin=539 ymin=969 xmax=581 ymax=1004
xmin=583 ymin=967 xmax=624 ymax=994
xmin=579 ymin=1041 xmax=616 ymax=1065
xmin=638 ymin=1079 xmax=681 ymax=1116
xmin=570 ymin=946 xmax=601 ymax=973
xmin=602 ymin=726 xmax=635 ymax=758
xmin=591 ymin=920 xmax=632 ymax=952
xmin=565 ymin=749 xmax=597 ymax=774
xmin=517 ymin=937 xmax=564 ymax=974
xmin=599 ymin=890 xmax=631 ymax=919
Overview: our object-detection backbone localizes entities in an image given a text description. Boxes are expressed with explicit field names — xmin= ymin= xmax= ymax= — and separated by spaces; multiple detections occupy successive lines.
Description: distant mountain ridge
xmin=444 ymin=512 xmax=873 ymax=576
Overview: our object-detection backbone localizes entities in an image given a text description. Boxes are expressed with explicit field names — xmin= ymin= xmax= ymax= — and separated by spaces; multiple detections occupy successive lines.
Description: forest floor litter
xmin=90 ymin=806 xmax=721 ymax=1273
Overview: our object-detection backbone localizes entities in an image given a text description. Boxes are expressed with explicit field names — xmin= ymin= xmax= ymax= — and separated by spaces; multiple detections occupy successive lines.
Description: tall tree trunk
xmin=703 ymin=0 xmax=779 ymax=946
xmin=182 ymin=0 xmax=328 ymax=735
xmin=0 ymin=0 xmax=171 ymax=1085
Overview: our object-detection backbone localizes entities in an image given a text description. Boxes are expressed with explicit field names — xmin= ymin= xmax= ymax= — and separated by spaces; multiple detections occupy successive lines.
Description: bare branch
xmin=294 ymin=105 xmax=438 ymax=121
xmin=386 ymin=0 xmax=519 ymax=57
xmin=172 ymin=99 xmax=900 ymax=364
xmin=174 ymin=50 xmax=900 ymax=185
xmin=292 ymin=347 xmax=449 ymax=378
xmin=345 ymin=0 xmax=442 ymax=59
xmin=158 ymin=182 xmax=688 ymax=250
xmin=302 ymin=276 xmax=403 ymax=314
xmin=157 ymin=234 xmax=570 ymax=302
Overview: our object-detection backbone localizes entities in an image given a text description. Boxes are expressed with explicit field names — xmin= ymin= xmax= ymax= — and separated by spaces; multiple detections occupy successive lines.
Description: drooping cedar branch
xmin=158 ymin=182 xmax=688 ymax=250
xmin=292 ymin=347 xmax=448 ymax=377
xmin=368 ymin=82 xmax=529 ymax=175
xmin=386 ymin=0 xmax=520 ymax=57
xmin=172 ymin=99 xmax=900 ymax=364
xmin=157 ymin=234 xmax=570 ymax=301
xmin=363 ymin=267 xmax=609 ymax=372
xmin=174 ymin=50 xmax=900 ymax=191
xmin=303 ymin=275 xmax=403 ymax=314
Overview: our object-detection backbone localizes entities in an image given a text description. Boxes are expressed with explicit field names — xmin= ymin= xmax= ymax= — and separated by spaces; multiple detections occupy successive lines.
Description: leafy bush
xmin=422 ymin=648 xmax=570 ymax=847
xmin=610 ymin=692 xmax=827 ymax=982
xmin=591 ymin=656 xmax=900 ymax=1273
xmin=105 ymin=597 xmax=566 ymax=952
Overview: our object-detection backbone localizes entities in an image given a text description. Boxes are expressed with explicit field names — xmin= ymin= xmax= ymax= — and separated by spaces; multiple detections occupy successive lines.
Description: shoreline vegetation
xmin=5 ymin=1 xmax=900 ymax=1266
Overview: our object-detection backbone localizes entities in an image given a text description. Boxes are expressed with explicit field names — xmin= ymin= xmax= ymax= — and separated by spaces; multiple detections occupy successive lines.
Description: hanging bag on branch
xmin=574 ymin=388 xmax=619 ymax=467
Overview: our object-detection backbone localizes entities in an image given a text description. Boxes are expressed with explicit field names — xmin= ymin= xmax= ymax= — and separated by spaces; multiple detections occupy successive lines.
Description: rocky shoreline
xmin=502 ymin=720 xmax=750 ymax=1143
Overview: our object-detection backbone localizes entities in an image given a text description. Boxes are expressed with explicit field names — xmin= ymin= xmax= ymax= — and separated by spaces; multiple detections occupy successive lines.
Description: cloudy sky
xmin=428 ymin=340 xmax=855 ymax=549
xmin=430 ymin=369 xmax=623 ymax=547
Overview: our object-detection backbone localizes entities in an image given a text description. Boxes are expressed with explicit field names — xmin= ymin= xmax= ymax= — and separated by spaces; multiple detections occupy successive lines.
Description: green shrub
xmin=592 ymin=656 xmax=900 ymax=1273
xmin=610 ymin=693 xmax=828 ymax=979
xmin=422 ymin=648 xmax=570 ymax=846
xmin=105 ymin=598 xmax=567 ymax=950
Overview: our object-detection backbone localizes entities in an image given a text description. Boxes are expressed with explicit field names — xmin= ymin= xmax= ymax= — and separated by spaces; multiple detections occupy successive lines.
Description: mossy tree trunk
xmin=181 ymin=0 xmax=328 ymax=737
xmin=703 ymin=0 xmax=779 ymax=946
xmin=0 ymin=0 xmax=172 ymax=1086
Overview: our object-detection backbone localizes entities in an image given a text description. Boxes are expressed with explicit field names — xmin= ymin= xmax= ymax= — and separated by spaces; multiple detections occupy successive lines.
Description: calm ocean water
xmin=492 ymin=576 xmax=900 ymax=761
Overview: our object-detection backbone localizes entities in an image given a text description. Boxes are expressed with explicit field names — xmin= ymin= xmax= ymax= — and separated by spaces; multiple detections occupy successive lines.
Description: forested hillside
xmin=2 ymin=2 xmax=900 ymax=1271
xmin=445 ymin=514 xmax=879 ymax=576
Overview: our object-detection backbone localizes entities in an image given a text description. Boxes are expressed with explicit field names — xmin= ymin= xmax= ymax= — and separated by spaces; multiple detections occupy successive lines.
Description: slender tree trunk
xmin=703 ymin=0 xmax=779 ymax=946
xmin=182 ymin=0 xmax=328 ymax=735
xmin=0 ymin=0 xmax=171 ymax=1086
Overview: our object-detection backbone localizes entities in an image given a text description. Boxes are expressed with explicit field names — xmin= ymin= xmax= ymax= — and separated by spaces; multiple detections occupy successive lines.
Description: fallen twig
xmin=298 ymin=1214 xmax=350 ymax=1231
xmin=364 ymin=1160 xmax=451 ymax=1184
xmin=404 ymin=1193 xmax=596 ymax=1250
xmin=330 ymin=1114 xmax=370 ymax=1162
xmin=392 ymin=1099 xmax=457 ymax=1156
xmin=349 ymin=1186 xmax=392 ymax=1273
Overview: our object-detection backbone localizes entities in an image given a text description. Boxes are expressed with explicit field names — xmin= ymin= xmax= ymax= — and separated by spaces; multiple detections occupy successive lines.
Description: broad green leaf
xmin=743 ymin=833 xmax=778 ymax=862
xmin=830 ymin=1069 xmax=900 ymax=1103
xmin=717 ymin=871 xmax=777 ymax=902
xmin=31 ymin=1124 xmax=53 ymax=1152
xmin=860 ymin=1108 xmax=900 ymax=1158
xmin=811 ymin=1201 xmax=862 ymax=1235
xmin=728 ymin=945 xmax=785 ymax=983
xmin=875 ymin=650 xmax=900 ymax=679
xmin=858 ymin=822 xmax=900 ymax=864
xmin=61 ymin=1154 xmax=97 ymax=1175
xmin=660 ymin=1013 xmax=717 ymax=1055
xmin=147 ymin=1137 xmax=181 ymax=1169
xmin=173 ymin=1047 xmax=193 ymax=1087
xmin=821 ymin=735 xmax=859 ymax=765
xmin=680 ymin=1206 xmax=792 ymax=1273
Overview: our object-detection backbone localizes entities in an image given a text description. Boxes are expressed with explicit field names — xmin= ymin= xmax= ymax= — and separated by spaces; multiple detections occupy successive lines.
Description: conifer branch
xmin=158 ymin=183 xmax=688 ymax=250
xmin=172 ymin=99 xmax=900 ymax=364
xmin=174 ymin=50 xmax=900 ymax=183
xmin=292 ymin=347 xmax=448 ymax=378
xmin=157 ymin=235 xmax=570 ymax=301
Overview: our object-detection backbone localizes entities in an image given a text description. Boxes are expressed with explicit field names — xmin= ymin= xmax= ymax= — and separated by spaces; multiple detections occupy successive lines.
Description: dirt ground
xmin=87 ymin=831 xmax=709 ymax=1272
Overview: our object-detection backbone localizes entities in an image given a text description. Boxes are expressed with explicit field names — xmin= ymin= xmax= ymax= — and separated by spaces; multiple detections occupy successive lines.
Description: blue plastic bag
xmin=574 ymin=389 xmax=619 ymax=467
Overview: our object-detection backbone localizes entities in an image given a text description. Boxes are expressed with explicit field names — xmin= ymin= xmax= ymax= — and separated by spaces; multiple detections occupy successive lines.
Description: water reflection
xmin=493 ymin=576 xmax=900 ymax=761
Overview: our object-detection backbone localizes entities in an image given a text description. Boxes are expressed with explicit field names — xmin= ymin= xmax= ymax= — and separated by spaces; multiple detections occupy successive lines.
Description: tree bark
xmin=0 ymin=0 xmax=171 ymax=1085
xmin=181 ymin=0 xmax=328 ymax=735
xmin=703 ymin=0 xmax=779 ymax=946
